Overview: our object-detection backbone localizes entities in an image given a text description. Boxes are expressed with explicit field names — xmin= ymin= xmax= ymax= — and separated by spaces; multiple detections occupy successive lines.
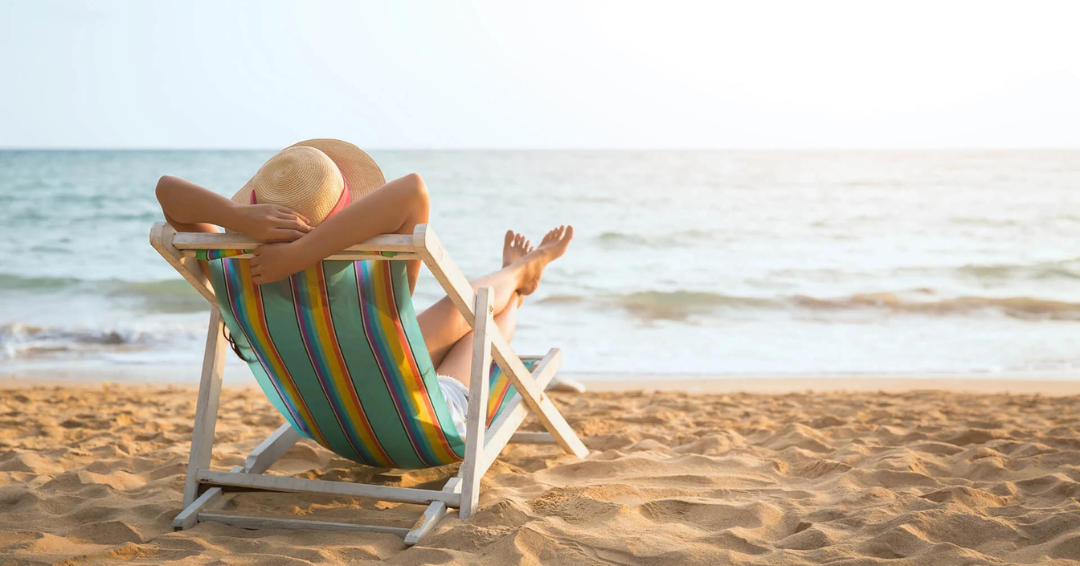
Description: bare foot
xmin=502 ymin=230 xmax=533 ymax=268
xmin=515 ymin=225 xmax=574 ymax=296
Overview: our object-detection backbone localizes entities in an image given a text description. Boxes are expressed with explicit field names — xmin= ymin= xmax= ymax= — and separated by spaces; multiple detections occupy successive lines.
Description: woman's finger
xmin=280 ymin=210 xmax=311 ymax=227
xmin=274 ymin=218 xmax=312 ymax=232
xmin=269 ymin=228 xmax=305 ymax=242
xmin=293 ymin=214 xmax=313 ymax=230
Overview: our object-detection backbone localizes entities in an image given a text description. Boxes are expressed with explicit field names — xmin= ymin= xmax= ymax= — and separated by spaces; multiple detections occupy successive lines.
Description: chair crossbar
xmin=171 ymin=231 xmax=417 ymax=252
xmin=180 ymin=250 xmax=422 ymax=261
xmin=244 ymin=423 xmax=302 ymax=474
xmin=198 ymin=471 xmax=463 ymax=506
xmin=196 ymin=513 xmax=412 ymax=536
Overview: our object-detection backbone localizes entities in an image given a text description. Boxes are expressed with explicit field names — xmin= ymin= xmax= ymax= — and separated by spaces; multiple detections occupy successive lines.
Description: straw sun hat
xmin=231 ymin=139 xmax=386 ymax=226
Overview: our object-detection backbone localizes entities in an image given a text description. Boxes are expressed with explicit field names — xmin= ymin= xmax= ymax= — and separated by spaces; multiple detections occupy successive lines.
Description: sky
xmin=1 ymin=0 xmax=1079 ymax=149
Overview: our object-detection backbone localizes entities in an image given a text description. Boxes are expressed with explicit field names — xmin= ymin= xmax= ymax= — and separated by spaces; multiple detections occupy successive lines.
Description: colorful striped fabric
xmin=206 ymin=256 xmax=530 ymax=469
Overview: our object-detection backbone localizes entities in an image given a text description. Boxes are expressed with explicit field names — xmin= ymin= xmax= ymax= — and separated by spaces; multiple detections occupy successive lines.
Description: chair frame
xmin=149 ymin=222 xmax=588 ymax=544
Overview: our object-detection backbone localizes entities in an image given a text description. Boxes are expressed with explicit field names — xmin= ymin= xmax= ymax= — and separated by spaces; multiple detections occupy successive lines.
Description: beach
xmin=3 ymin=378 xmax=1080 ymax=565
xmin=4 ymin=149 xmax=1080 ymax=565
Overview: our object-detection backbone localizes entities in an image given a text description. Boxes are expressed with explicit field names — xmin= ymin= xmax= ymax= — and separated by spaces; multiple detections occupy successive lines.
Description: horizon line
xmin=2 ymin=146 xmax=1080 ymax=152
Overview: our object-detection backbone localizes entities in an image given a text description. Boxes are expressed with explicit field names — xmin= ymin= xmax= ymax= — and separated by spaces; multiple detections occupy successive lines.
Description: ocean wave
xmin=949 ymin=217 xmax=1020 ymax=227
xmin=0 ymin=273 xmax=83 ymax=290
xmin=596 ymin=229 xmax=715 ymax=248
xmin=792 ymin=293 xmax=1080 ymax=320
xmin=957 ymin=260 xmax=1080 ymax=282
xmin=107 ymin=280 xmax=207 ymax=313
xmin=541 ymin=290 xmax=777 ymax=321
xmin=0 ymin=274 xmax=205 ymax=313
xmin=541 ymin=290 xmax=1080 ymax=322
xmin=0 ymin=322 xmax=200 ymax=361
xmin=597 ymin=231 xmax=649 ymax=245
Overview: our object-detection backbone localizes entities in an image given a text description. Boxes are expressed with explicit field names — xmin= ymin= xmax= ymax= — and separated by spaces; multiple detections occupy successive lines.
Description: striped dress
xmin=201 ymin=252 xmax=528 ymax=469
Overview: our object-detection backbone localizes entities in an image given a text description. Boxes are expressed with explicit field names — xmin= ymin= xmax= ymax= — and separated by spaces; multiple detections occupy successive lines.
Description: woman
xmin=155 ymin=139 xmax=573 ymax=435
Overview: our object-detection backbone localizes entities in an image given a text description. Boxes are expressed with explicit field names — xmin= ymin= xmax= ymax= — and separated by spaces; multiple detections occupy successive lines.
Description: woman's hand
xmin=250 ymin=241 xmax=308 ymax=284
xmin=233 ymin=204 xmax=312 ymax=242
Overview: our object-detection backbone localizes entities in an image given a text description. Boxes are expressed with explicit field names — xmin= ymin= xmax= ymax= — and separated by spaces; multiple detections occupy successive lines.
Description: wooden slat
xmin=480 ymin=349 xmax=564 ymax=475
xmin=196 ymin=513 xmax=411 ymax=536
xmin=198 ymin=471 xmax=462 ymax=506
xmin=180 ymin=251 xmax=421 ymax=261
xmin=459 ymin=288 xmax=494 ymax=519
xmin=181 ymin=311 xmax=228 ymax=507
xmin=413 ymin=224 xmax=477 ymax=327
xmin=172 ymin=231 xmax=416 ymax=252
xmin=244 ymin=423 xmax=301 ymax=475
xmin=404 ymin=478 xmax=461 ymax=545
xmin=149 ymin=222 xmax=217 ymax=306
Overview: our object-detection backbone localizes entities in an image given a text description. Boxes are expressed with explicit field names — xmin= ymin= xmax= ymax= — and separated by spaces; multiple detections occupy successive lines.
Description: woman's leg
xmin=434 ymin=293 xmax=519 ymax=387
xmin=419 ymin=227 xmax=572 ymax=369
xmin=419 ymin=264 xmax=524 ymax=369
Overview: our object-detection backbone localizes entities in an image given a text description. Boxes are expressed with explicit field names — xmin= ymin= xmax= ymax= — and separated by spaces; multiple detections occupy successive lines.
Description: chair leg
xmin=174 ymin=465 xmax=242 ymax=530
xmin=181 ymin=309 xmax=228 ymax=508
xmin=405 ymin=477 xmax=462 ymax=545
xmin=459 ymin=287 xmax=494 ymax=520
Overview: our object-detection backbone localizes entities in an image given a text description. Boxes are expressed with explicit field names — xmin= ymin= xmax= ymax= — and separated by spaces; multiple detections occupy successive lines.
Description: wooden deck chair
xmin=149 ymin=221 xmax=588 ymax=544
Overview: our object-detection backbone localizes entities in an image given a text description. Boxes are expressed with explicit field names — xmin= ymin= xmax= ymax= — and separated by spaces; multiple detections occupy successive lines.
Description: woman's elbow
xmin=403 ymin=173 xmax=429 ymax=216
xmin=155 ymin=175 xmax=179 ymax=204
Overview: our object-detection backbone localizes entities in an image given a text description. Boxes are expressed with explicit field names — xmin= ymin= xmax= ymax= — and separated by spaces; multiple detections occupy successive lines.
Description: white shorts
xmin=436 ymin=375 xmax=470 ymax=439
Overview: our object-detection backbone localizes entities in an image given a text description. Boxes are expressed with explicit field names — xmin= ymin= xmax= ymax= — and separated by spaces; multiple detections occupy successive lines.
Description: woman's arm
xmin=250 ymin=173 xmax=430 ymax=290
xmin=156 ymin=175 xmax=311 ymax=240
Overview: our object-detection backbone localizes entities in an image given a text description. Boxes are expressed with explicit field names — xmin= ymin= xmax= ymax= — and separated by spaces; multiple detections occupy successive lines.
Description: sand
xmin=2 ymin=380 xmax=1080 ymax=565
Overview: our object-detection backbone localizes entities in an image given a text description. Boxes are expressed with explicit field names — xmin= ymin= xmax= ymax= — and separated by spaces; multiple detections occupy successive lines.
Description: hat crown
xmin=231 ymin=139 xmax=385 ymax=231
xmin=250 ymin=146 xmax=344 ymax=225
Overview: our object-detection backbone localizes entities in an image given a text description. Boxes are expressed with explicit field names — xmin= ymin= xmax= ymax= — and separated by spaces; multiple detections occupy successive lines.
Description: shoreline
xmin=3 ymin=368 xmax=1079 ymax=395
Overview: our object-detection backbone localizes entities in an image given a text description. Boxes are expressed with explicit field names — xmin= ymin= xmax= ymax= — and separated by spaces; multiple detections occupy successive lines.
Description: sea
xmin=2 ymin=149 xmax=1079 ymax=382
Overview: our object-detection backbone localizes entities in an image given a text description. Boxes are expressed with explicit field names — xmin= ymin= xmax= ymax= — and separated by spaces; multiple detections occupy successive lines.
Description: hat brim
xmin=231 ymin=139 xmax=386 ymax=210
